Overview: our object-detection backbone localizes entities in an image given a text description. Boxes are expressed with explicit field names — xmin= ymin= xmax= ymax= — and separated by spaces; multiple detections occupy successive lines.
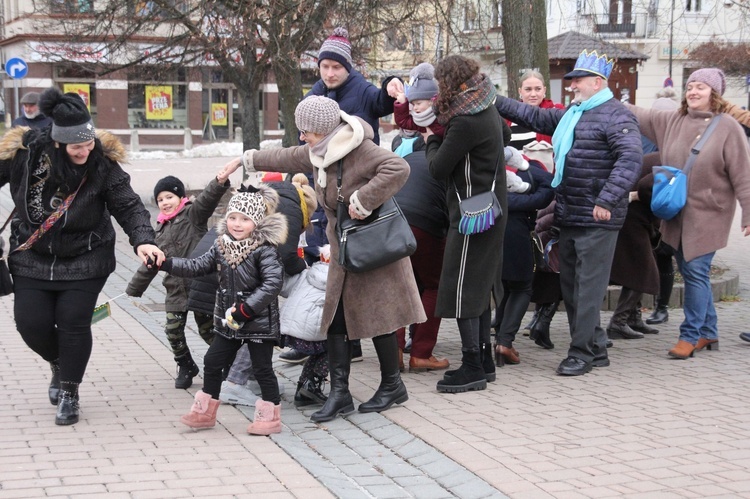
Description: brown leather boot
xmin=695 ymin=338 xmax=719 ymax=351
xmin=409 ymin=356 xmax=450 ymax=372
xmin=180 ymin=391 xmax=220 ymax=429
xmin=668 ymin=340 xmax=696 ymax=359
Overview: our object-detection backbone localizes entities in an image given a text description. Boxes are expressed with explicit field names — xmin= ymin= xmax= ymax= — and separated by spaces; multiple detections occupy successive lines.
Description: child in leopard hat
xmin=160 ymin=184 xmax=288 ymax=435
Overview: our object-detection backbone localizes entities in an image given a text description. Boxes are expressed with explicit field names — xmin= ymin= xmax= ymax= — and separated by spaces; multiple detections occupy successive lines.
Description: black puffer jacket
xmin=0 ymin=127 xmax=155 ymax=281
xmin=186 ymin=180 xmax=309 ymax=316
xmin=164 ymin=212 xmax=288 ymax=341
xmin=495 ymin=95 xmax=642 ymax=230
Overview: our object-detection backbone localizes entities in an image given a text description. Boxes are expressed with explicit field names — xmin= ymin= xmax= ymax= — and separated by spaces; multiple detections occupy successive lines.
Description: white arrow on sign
xmin=8 ymin=62 xmax=26 ymax=77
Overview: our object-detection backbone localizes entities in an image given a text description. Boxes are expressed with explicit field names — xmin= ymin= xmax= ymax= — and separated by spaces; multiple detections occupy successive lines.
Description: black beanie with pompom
xmin=38 ymin=87 xmax=95 ymax=144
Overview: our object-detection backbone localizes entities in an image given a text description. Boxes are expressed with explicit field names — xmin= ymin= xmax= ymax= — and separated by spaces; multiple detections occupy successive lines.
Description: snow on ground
xmin=128 ymin=130 xmax=399 ymax=161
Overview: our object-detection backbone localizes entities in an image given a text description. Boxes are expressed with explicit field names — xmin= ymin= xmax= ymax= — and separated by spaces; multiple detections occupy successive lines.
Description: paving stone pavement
xmin=2 ymin=158 xmax=750 ymax=498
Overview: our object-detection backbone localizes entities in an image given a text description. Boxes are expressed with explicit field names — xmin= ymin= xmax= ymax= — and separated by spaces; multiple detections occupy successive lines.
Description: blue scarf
xmin=551 ymin=88 xmax=613 ymax=187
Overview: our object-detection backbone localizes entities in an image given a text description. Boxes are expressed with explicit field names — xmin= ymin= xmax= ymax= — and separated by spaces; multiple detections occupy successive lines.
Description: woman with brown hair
xmin=628 ymin=68 xmax=750 ymax=359
xmin=424 ymin=55 xmax=511 ymax=393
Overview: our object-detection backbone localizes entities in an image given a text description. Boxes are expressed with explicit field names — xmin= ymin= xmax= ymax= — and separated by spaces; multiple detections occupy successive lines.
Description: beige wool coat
xmin=630 ymin=106 xmax=750 ymax=261
xmin=250 ymin=113 xmax=426 ymax=339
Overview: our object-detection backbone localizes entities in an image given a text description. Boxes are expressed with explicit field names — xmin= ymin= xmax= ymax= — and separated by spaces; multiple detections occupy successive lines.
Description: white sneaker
xmin=219 ymin=380 xmax=260 ymax=406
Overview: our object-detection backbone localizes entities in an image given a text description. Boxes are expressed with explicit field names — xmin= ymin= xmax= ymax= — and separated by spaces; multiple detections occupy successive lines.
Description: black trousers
xmin=14 ymin=276 xmax=107 ymax=384
xmin=203 ymin=335 xmax=279 ymax=404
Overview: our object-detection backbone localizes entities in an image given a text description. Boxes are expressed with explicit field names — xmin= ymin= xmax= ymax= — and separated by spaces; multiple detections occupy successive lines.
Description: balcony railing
xmin=582 ymin=12 xmax=657 ymax=39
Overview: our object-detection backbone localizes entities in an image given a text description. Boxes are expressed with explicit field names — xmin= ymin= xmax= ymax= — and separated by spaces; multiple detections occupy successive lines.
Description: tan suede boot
xmin=668 ymin=340 xmax=696 ymax=360
xmin=247 ymin=399 xmax=281 ymax=436
xmin=180 ymin=390 xmax=220 ymax=429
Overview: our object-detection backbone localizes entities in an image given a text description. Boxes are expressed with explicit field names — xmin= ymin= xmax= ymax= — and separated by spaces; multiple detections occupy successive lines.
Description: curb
xmin=603 ymin=268 xmax=740 ymax=311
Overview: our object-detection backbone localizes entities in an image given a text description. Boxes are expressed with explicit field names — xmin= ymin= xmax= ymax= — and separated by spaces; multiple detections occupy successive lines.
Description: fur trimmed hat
xmin=318 ymin=27 xmax=353 ymax=72
xmin=226 ymin=184 xmax=278 ymax=225
xmin=153 ymin=175 xmax=185 ymax=201
xmin=295 ymin=96 xmax=341 ymax=136
xmin=686 ymin=68 xmax=726 ymax=96
xmin=39 ymin=87 xmax=95 ymax=144
xmin=407 ymin=63 xmax=438 ymax=101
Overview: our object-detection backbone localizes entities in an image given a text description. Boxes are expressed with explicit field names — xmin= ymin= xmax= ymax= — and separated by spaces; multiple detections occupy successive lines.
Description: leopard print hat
xmin=226 ymin=188 xmax=268 ymax=225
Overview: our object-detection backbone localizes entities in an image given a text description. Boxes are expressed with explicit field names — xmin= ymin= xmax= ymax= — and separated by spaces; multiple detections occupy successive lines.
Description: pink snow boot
xmin=247 ymin=399 xmax=281 ymax=435
xmin=180 ymin=390 xmax=220 ymax=429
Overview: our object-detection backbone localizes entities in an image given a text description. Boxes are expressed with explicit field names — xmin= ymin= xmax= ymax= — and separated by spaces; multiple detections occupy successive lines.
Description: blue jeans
xmin=674 ymin=249 xmax=717 ymax=344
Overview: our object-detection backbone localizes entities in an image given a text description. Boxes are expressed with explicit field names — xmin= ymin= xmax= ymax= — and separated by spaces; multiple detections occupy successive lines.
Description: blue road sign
xmin=6 ymin=57 xmax=28 ymax=79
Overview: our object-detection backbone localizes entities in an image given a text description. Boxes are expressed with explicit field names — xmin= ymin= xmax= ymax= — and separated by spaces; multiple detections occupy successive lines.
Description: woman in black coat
xmin=0 ymin=87 xmax=164 ymax=426
xmin=494 ymin=160 xmax=554 ymax=365
xmin=425 ymin=55 xmax=511 ymax=393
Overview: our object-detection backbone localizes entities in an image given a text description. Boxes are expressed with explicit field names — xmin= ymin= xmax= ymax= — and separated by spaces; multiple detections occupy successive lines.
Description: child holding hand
xmin=390 ymin=62 xmax=446 ymax=138
xmin=127 ymin=158 xmax=241 ymax=389
xmin=160 ymin=185 xmax=288 ymax=435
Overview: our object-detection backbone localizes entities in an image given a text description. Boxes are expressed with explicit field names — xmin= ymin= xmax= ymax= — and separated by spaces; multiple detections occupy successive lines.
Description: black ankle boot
xmin=646 ymin=302 xmax=669 ymax=325
xmin=311 ymin=335 xmax=355 ymax=422
xmin=437 ymin=350 xmax=486 ymax=393
xmin=530 ymin=302 xmax=557 ymax=349
xmin=299 ymin=374 xmax=328 ymax=405
xmin=294 ymin=382 xmax=316 ymax=407
xmin=49 ymin=360 xmax=61 ymax=406
xmin=55 ymin=381 xmax=80 ymax=426
xmin=175 ymin=352 xmax=200 ymax=389
xmin=359 ymin=333 xmax=408 ymax=413
xmin=480 ymin=343 xmax=497 ymax=382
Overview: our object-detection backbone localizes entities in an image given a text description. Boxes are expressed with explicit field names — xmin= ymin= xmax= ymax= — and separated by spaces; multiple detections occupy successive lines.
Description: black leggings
xmin=203 ymin=335 xmax=279 ymax=404
xmin=14 ymin=276 xmax=107 ymax=384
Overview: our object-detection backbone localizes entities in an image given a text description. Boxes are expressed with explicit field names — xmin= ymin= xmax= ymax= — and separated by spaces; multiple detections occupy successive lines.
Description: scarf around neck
xmin=310 ymin=122 xmax=348 ymax=188
xmin=157 ymin=197 xmax=189 ymax=224
xmin=551 ymin=87 xmax=614 ymax=188
xmin=412 ymin=106 xmax=436 ymax=127
xmin=436 ymin=73 xmax=496 ymax=126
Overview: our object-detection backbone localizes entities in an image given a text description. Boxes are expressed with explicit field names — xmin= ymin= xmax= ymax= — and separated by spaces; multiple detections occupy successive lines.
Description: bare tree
xmin=500 ymin=0 xmax=549 ymax=96
xmin=689 ymin=40 xmax=750 ymax=78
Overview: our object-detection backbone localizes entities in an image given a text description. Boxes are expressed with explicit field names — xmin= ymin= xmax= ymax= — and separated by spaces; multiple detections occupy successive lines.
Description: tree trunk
xmin=272 ymin=58 xmax=304 ymax=147
xmin=501 ymin=0 xmax=550 ymax=98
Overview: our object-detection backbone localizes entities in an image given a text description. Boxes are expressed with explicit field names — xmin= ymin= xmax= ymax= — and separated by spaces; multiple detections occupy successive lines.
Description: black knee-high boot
xmin=311 ymin=335 xmax=355 ymax=422
xmin=55 ymin=381 xmax=80 ymax=426
xmin=529 ymin=302 xmax=558 ymax=349
xmin=359 ymin=333 xmax=408 ymax=413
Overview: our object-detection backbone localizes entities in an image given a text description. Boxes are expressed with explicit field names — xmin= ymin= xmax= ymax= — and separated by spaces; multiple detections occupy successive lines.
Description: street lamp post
xmin=668 ymin=0 xmax=675 ymax=79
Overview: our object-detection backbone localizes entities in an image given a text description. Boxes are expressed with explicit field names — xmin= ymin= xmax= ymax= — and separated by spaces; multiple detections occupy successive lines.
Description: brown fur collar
xmin=0 ymin=127 xmax=127 ymax=163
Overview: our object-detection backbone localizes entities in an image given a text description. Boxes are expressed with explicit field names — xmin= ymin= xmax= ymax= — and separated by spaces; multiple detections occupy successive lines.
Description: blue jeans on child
xmin=674 ymin=248 xmax=717 ymax=345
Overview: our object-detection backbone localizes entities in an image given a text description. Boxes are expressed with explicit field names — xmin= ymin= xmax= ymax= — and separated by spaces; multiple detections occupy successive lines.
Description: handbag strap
xmin=12 ymin=175 xmax=87 ymax=254
xmin=336 ymin=159 xmax=345 ymax=207
xmin=683 ymin=115 xmax=722 ymax=176
xmin=453 ymin=152 xmax=502 ymax=201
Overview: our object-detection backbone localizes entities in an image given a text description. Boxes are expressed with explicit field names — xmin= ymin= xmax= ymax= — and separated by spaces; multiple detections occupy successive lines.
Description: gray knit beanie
xmin=38 ymin=87 xmax=95 ymax=144
xmin=318 ymin=27 xmax=353 ymax=72
xmin=686 ymin=68 xmax=726 ymax=96
xmin=295 ymin=96 xmax=341 ymax=136
xmin=407 ymin=63 xmax=438 ymax=101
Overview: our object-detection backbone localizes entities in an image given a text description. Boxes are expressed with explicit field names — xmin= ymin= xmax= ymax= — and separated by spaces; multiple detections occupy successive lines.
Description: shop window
xmin=50 ymin=0 xmax=93 ymax=14
xmin=128 ymin=83 xmax=187 ymax=129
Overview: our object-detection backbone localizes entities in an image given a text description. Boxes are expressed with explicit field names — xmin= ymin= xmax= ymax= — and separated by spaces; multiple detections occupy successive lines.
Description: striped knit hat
xmin=318 ymin=27 xmax=353 ymax=72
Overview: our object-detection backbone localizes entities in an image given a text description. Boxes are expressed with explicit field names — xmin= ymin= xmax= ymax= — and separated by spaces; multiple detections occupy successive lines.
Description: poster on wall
xmin=63 ymin=84 xmax=91 ymax=110
xmin=145 ymin=85 xmax=173 ymax=120
xmin=211 ymin=103 xmax=228 ymax=126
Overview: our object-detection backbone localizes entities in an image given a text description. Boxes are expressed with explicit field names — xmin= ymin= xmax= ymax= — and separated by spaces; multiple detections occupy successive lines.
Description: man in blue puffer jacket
xmin=495 ymin=49 xmax=642 ymax=376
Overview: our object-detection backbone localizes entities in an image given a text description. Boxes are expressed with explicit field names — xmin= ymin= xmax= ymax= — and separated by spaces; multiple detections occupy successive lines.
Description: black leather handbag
xmin=335 ymin=160 xmax=417 ymax=273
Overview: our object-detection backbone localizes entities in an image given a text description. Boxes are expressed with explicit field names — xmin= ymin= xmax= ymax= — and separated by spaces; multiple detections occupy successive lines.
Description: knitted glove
xmin=231 ymin=303 xmax=252 ymax=323
xmin=505 ymin=146 xmax=529 ymax=171
xmin=349 ymin=190 xmax=373 ymax=218
xmin=242 ymin=149 xmax=257 ymax=173
xmin=507 ymin=170 xmax=531 ymax=193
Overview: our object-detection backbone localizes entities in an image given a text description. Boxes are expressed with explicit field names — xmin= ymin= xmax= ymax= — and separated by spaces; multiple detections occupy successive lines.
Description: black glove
xmin=231 ymin=303 xmax=251 ymax=323
xmin=159 ymin=257 xmax=173 ymax=273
